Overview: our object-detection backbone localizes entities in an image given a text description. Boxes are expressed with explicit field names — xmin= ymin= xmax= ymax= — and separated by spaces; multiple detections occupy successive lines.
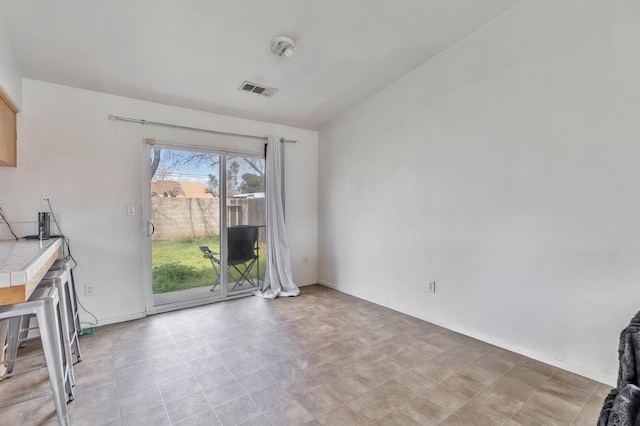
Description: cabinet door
xmin=0 ymin=92 xmax=16 ymax=167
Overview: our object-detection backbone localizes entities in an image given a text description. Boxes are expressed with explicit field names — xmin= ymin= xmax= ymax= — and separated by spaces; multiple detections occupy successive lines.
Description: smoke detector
xmin=270 ymin=36 xmax=295 ymax=58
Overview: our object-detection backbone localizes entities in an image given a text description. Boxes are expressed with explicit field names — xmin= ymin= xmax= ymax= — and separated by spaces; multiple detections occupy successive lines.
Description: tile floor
xmin=0 ymin=284 xmax=609 ymax=425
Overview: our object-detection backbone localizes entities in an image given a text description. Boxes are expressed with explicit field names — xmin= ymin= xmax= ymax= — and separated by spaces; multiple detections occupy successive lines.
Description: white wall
xmin=0 ymin=79 xmax=318 ymax=324
xmin=318 ymin=0 xmax=640 ymax=384
xmin=0 ymin=18 xmax=22 ymax=109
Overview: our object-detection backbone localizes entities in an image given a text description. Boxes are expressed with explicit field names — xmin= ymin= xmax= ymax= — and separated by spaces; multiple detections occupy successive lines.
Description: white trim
xmin=143 ymin=139 xmax=266 ymax=313
xmin=142 ymin=141 xmax=153 ymax=313
xmin=89 ymin=312 xmax=146 ymax=327
xmin=149 ymin=139 xmax=264 ymax=158
xmin=317 ymin=280 xmax=616 ymax=386
xmin=146 ymin=292 xmax=254 ymax=315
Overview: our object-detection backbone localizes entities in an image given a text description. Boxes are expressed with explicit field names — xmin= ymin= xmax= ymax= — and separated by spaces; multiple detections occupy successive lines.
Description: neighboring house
xmin=151 ymin=181 xmax=211 ymax=198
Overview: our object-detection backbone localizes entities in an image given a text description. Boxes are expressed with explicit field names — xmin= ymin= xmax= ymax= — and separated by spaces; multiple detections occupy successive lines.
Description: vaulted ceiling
xmin=0 ymin=0 xmax=522 ymax=129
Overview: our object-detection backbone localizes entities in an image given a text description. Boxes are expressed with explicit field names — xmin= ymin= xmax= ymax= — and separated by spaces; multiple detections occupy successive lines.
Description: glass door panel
xmin=150 ymin=146 xmax=223 ymax=306
xmin=225 ymin=155 xmax=266 ymax=295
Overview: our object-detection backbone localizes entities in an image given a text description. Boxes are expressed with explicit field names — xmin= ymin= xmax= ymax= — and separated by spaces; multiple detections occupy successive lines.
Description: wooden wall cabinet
xmin=0 ymin=91 xmax=17 ymax=167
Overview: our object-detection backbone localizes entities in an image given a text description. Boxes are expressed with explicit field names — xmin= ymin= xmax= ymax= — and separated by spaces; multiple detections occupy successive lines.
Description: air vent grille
xmin=239 ymin=81 xmax=278 ymax=97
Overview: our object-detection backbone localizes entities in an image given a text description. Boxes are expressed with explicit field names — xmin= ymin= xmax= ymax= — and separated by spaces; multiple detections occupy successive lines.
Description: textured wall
xmin=318 ymin=0 xmax=640 ymax=384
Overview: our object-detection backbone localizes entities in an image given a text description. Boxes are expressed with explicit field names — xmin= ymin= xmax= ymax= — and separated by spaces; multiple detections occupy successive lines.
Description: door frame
xmin=142 ymin=139 xmax=265 ymax=315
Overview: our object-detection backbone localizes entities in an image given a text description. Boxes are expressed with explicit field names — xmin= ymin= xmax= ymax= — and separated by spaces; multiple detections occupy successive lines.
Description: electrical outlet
xmin=41 ymin=194 xmax=51 ymax=207
xmin=428 ymin=281 xmax=436 ymax=293
xmin=85 ymin=284 xmax=95 ymax=297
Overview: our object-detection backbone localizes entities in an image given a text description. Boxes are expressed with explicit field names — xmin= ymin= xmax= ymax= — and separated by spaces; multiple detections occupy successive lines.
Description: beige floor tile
xmin=213 ymin=395 xmax=262 ymax=425
xmin=455 ymin=399 xmax=512 ymax=425
xmin=249 ymin=382 xmax=293 ymax=412
xmin=400 ymin=394 xmax=450 ymax=424
xmin=263 ymin=400 xmax=317 ymax=426
xmin=344 ymin=380 xmax=413 ymax=421
xmin=295 ymin=385 xmax=343 ymax=417
xmin=323 ymin=372 xmax=370 ymax=402
xmin=346 ymin=391 xmax=396 ymax=421
xmin=394 ymin=369 xmax=440 ymax=393
xmin=0 ymin=401 xmax=26 ymax=426
xmin=573 ymin=392 xmax=606 ymax=424
xmin=439 ymin=413 xmax=478 ymax=426
xmin=317 ymin=405 xmax=370 ymax=425
xmin=371 ymin=356 xmax=412 ymax=377
xmin=471 ymin=387 xmax=525 ymax=417
xmin=512 ymin=401 xmax=570 ymax=426
xmin=370 ymin=379 xmax=415 ymax=405
xmin=515 ymin=390 xmax=582 ymax=425
xmin=593 ymin=383 xmax=614 ymax=399
xmin=504 ymin=364 xmax=554 ymax=389
xmin=202 ymin=379 xmax=247 ymax=407
xmin=550 ymin=369 xmax=599 ymax=394
xmin=373 ymin=410 xmax=422 ymax=425
xmin=458 ymin=362 xmax=508 ymax=387
xmin=351 ymin=364 xmax=393 ymax=390
xmin=489 ymin=375 xmax=538 ymax=402
xmin=539 ymin=376 xmax=591 ymax=407
xmin=414 ymin=362 xmax=458 ymax=382
xmin=0 ymin=285 xmax=611 ymax=426
xmin=289 ymin=351 xmax=327 ymax=370
xmin=420 ymin=383 xmax=472 ymax=414
xmin=442 ymin=373 xmax=487 ymax=399
xmin=518 ymin=358 xmax=557 ymax=377
xmin=489 ymin=347 xmax=524 ymax=364
xmin=390 ymin=345 xmax=439 ymax=366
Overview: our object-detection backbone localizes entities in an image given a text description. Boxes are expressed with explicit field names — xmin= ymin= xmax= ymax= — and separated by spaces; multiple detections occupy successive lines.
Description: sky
xmin=153 ymin=148 xmax=264 ymax=186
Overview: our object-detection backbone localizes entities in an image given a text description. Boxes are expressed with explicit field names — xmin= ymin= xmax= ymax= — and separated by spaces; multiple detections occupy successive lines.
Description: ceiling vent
xmin=239 ymin=81 xmax=278 ymax=97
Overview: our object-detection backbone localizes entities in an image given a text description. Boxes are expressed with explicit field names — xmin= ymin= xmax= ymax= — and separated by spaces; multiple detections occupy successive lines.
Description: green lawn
xmin=152 ymin=235 xmax=266 ymax=294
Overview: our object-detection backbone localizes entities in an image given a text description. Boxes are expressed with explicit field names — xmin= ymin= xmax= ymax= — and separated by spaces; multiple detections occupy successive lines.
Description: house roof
xmin=151 ymin=181 xmax=211 ymax=199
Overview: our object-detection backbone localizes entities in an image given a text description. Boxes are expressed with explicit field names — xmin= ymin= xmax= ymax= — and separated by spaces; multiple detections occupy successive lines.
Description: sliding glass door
xmin=145 ymin=144 xmax=265 ymax=310
xmin=225 ymin=155 xmax=266 ymax=295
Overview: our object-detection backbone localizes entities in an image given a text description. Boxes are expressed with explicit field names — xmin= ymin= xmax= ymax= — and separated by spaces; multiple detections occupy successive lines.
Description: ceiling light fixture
xmin=270 ymin=36 xmax=295 ymax=58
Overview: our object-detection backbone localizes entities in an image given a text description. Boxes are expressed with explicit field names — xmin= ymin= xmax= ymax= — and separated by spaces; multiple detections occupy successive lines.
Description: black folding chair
xmin=200 ymin=225 xmax=260 ymax=292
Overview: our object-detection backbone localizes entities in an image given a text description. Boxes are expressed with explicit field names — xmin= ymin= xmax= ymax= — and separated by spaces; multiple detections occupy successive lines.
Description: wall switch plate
xmin=41 ymin=194 xmax=51 ymax=207
xmin=428 ymin=281 xmax=436 ymax=293
xmin=303 ymin=257 xmax=309 ymax=266
xmin=85 ymin=284 xmax=95 ymax=297
xmin=127 ymin=205 xmax=135 ymax=216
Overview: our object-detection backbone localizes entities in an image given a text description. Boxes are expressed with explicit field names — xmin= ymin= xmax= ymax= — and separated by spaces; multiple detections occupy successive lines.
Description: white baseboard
xmin=84 ymin=312 xmax=146 ymax=328
xmin=318 ymin=280 xmax=615 ymax=386
xmin=91 ymin=284 xmax=316 ymax=326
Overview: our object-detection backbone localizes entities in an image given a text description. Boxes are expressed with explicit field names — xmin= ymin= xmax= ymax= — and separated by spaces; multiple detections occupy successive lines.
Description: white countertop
xmin=0 ymin=238 xmax=62 ymax=288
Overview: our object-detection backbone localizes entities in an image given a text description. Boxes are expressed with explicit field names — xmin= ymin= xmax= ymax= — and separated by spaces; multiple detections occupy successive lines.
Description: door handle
xmin=147 ymin=222 xmax=155 ymax=237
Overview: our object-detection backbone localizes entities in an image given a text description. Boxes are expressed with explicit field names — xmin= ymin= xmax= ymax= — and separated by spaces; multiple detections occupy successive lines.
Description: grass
xmin=152 ymin=235 xmax=265 ymax=294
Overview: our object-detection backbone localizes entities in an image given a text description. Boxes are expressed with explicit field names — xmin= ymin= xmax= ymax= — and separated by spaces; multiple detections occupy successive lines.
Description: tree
xmin=238 ymin=173 xmax=264 ymax=194
xmin=150 ymin=149 xmax=264 ymax=197
xmin=205 ymin=174 xmax=219 ymax=197
xmin=155 ymin=164 xmax=174 ymax=181
xmin=227 ymin=161 xmax=239 ymax=197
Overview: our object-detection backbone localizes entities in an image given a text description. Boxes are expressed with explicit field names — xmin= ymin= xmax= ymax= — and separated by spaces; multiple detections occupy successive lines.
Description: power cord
xmin=45 ymin=199 xmax=99 ymax=330
xmin=0 ymin=207 xmax=19 ymax=240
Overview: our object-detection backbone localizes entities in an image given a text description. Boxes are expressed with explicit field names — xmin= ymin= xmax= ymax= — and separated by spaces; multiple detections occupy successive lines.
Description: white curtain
xmin=254 ymin=135 xmax=300 ymax=299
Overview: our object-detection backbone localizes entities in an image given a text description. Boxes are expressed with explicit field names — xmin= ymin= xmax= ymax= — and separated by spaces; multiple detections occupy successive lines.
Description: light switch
xmin=127 ymin=205 xmax=135 ymax=216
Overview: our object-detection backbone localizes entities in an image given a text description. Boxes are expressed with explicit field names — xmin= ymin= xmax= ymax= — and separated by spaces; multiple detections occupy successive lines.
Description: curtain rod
xmin=107 ymin=114 xmax=299 ymax=144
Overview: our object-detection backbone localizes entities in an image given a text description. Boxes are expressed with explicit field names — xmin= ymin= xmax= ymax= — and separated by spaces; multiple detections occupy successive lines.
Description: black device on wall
xmin=38 ymin=211 xmax=50 ymax=240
